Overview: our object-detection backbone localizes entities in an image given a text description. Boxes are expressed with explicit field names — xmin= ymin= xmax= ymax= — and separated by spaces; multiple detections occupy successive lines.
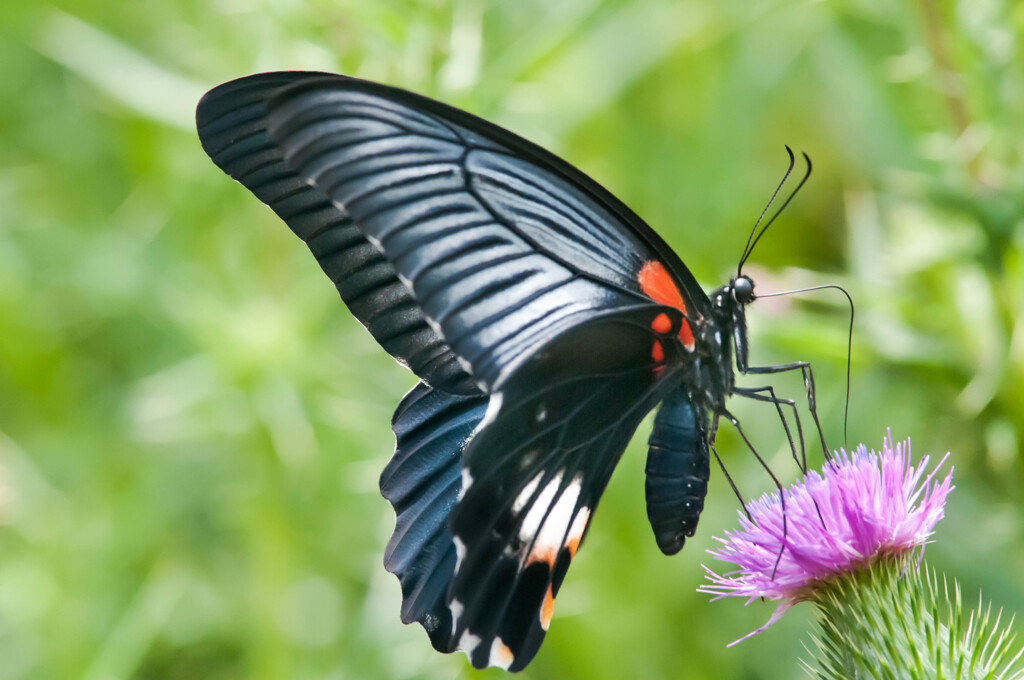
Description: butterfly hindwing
xmin=445 ymin=304 xmax=687 ymax=671
xmin=196 ymin=73 xmax=475 ymax=394
xmin=380 ymin=381 xmax=490 ymax=651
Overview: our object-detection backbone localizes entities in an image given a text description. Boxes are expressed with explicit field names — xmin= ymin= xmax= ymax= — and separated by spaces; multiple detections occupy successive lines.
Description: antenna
xmin=738 ymin=148 xmax=812 ymax=276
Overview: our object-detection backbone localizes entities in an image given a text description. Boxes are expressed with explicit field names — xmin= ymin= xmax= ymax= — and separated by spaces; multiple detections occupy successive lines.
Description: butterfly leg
xmin=718 ymin=408 xmax=790 ymax=577
xmin=731 ymin=385 xmax=807 ymax=473
xmin=708 ymin=412 xmax=753 ymax=522
xmin=725 ymin=389 xmax=830 ymax=536
xmin=740 ymin=361 xmax=830 ymax=460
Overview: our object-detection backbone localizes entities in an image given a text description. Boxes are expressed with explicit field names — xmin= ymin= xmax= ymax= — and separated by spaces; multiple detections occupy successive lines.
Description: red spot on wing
xmin=677 ymin=315 xmax=695 ymax=349
xmin=639 ymin=261 xmax=684 ymax=309
xmin=651 ymin=341 xmax=665 ymax=363
xmin=638 ymin=261 xmax=695 ymax=350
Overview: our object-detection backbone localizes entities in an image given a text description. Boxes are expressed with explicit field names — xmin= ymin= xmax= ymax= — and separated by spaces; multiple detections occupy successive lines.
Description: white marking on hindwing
xmin=458 ymin=467 xmax=474 ymax=500
xmin=518 ymin=471 xmax=563 ymax=545
xmin=489 ymin=637 xmax=515 ymax=670
xmin=449 ymin=598 xmax=464 ymax=636
xmin=457 ymin=629 xmax=481 ymax=655
xmin=565 ymin=504 xmax=591 ymax=556
xmin=524 ymin=473 xmax=584 ymax=566
xmin=512 ymin=471 xmax=543 ymax=515
xmin=453 ymin=536 xmax=467 ymax=574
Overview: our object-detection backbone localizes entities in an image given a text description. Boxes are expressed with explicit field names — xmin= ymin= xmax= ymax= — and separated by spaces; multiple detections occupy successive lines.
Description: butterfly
xmin=196 ymin=72 xmax=813 ymax=671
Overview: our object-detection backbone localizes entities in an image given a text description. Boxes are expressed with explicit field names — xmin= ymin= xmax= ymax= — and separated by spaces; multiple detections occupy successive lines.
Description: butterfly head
xmin=731 ymin=275 xmax=755 ymax=305
xmin=709 ymin=275 xmax=755 ymax=314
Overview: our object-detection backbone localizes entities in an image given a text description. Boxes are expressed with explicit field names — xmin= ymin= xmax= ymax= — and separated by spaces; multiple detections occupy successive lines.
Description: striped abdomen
xmin=645 ymin=389 xmax=710 ymax=555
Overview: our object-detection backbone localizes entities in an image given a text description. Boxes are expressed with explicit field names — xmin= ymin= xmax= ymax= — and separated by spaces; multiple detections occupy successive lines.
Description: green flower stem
xmin=804 ymin=557 xmax=1024 ymax=680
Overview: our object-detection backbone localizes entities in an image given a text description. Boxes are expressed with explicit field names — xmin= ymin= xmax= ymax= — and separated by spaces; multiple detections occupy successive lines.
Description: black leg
xmin=708 ymin=413 xmax=753 ymax=522
xmin=742 ymin=361 xmax=830 ymax=460
xmin=720 ymin=409 xmax=788 ymax=578
xmin=731 ymin=385 xmax=807 ymax=473
xmin=728 ymin=392 xmax=832 ymax=538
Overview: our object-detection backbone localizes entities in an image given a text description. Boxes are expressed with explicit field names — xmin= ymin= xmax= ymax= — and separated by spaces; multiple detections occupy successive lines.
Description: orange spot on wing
xmin=565 ymin=508 xmax=590 ymax=558
xmin=651 ymin=312 xmax=672 ymax=334
xmin=526 ymin=543 xmax=558 ymax=567
xmin=540 ymin=586 xmax=555 ymax=630
xmin=651 ymin=341 xmax=665 ymax=363
xmin=638 ymin=261 xmax=685 ymax=310
xmin=677 ymin=319 xmax=695 ymax=349
xmin=638 ymin=261 xmax=695 ymax=351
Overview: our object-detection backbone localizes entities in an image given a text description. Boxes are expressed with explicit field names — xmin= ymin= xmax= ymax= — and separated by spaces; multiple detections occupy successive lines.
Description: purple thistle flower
xmin=700 ymin=433 xmax=954 ymax=645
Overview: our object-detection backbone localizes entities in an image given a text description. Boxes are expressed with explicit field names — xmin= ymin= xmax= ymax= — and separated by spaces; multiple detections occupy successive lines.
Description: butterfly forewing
xmin=257 ymin=75 xmax=710 ymax=389
xmin=196 ymin=73 xmax=475 ymax=393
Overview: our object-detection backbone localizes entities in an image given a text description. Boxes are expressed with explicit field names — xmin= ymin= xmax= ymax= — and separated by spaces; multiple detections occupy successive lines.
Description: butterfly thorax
xmin=687 ymin=276 xmax=754 ymax=415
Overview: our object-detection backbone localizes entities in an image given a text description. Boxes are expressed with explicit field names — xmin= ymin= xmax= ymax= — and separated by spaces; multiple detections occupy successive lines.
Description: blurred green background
xmin=1 ymin=0 xmax=1022 ymax=678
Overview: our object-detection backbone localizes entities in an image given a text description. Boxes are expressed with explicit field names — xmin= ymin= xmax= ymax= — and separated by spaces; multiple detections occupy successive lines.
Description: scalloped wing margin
xmin=380 ymin=382 xmax=490 ymax=651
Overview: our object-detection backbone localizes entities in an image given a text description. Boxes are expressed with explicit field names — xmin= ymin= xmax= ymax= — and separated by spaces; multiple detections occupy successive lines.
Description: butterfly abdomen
xmin=644 ymin=389 xmax=711 ymax=556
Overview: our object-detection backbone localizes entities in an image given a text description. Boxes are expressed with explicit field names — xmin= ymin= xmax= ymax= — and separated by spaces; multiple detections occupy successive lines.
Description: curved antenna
xmin=738 ymin=146 xmax=795 ymax=276
xmin=757 ymin=283 xmax=855 ymax=449
xmin=738 ymin=150 xmax=814 ymax=276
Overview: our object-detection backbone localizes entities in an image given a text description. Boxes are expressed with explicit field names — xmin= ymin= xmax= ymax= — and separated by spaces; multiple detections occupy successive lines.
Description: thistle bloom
xmin=700 ymin=433 xmax=953 ymax=644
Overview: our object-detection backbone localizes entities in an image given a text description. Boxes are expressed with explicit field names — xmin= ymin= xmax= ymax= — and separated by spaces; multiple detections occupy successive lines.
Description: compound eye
xmin=733 ymin=276 xmax=755 ymax=304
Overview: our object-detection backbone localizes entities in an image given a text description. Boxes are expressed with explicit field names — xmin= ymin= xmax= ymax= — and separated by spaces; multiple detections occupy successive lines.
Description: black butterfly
xmin=196 ymin=72 xmax=815 ymax=672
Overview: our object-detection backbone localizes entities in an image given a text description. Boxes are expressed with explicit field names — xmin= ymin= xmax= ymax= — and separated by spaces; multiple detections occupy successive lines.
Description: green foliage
xmin=0 ymin=1 xmax=1022 ymax=678
xmin=806 ymin=559 xmax=1024 ymax=680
